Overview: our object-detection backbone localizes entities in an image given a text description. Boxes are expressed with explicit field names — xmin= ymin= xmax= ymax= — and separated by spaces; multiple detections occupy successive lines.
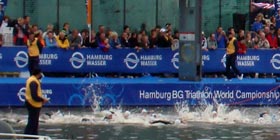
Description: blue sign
xmin=0 ymin=77 xmax=279 ymax=107
xmin=1 ymin=47 xmax=280 ymax=73
xmin=0 ymin=0 xmax=7 ymax=6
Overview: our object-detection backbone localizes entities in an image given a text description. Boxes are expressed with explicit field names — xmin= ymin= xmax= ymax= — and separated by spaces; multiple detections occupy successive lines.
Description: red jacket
xmin=238 ymin=41 xmax=247 ymax=54
xmin=266 ymin=34 xmax=278 ymax=48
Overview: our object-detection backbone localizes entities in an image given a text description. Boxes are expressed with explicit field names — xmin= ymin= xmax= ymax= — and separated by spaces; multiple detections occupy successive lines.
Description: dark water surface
xmin=11 ymin=122 xmax=280 ymax=140
xmin=2 ymin=107 xmax=280 ymax=140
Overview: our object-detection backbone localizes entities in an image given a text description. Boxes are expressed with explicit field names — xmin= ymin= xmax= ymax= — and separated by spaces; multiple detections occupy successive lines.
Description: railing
xmin=0 ymin=47 xmax=280 ymax=73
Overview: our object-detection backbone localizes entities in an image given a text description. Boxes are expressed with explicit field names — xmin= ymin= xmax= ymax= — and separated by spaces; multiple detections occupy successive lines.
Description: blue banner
xmin=1 ymin=47 xmax=280 ymax=73
xmin=1 ymin=77 xmax=280 ymax=106
xmin=0 ymin=0 xmax=7 ymax=6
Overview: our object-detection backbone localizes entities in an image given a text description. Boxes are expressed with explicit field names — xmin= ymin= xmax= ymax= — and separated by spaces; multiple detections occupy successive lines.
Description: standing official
xmin=24 ymin=69 xmax=48 ymax=135
xmin=225 ymin=31 xmax=243 ymax=81
xmin=27 ymin=32 xmax=43 ymax=75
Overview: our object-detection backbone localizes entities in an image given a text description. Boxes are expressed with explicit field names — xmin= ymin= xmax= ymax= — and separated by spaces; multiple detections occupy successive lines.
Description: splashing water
xmin=2 ymin=84 xmax=280 ymax=127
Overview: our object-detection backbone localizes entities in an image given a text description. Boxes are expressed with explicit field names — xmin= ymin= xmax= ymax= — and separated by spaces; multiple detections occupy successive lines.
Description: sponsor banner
xmin=1 ymin=78 xmax=280 ymax=106
xmin=1 ymin=47 xmax=280 ymax=73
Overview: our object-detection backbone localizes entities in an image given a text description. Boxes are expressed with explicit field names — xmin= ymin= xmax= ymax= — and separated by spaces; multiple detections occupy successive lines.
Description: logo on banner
xmin=171 ymin=52 xmax=179 ymax=69
xmin=17 ymin=87 xmax=26 ymax=102
xmin=14 ymin=51 xmax=28 ymax=68
xmin=221 ymin=54 xmax=227 ymax=68
xmin=271 ymin=54 xmax=280 ymax=70
xmin=17 ymin=87 xmax=52 ymax=102
xmin=70 ymin=52 xmax=86 ymax=69
xmin=124 ymin=53 xmax=139 ymax=69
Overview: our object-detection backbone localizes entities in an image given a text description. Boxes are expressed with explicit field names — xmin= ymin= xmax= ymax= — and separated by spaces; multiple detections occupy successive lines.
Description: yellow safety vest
xmin=25 ymin=76 xmax=43 ymax=108
xmin=226 ymin=37 xmax=236 ymax=55
xmin=27 ymin=38 xmax=40 ymax=57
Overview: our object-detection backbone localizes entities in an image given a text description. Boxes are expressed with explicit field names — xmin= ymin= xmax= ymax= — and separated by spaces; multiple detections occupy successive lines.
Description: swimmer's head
xmin=174 ymin=119 xmax=181 ymax=125
xmin=123 ymin=111 xmax=131 ymax=119
xmin=104 ymin=111 xmax=113 ymax=120
xmin=212 ymin=111 xmax=218 ymax=118
xmin=141 ymin=109 xmax=148 ymax=115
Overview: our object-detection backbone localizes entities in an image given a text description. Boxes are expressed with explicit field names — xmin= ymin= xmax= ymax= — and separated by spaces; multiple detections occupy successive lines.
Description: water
xmin=2 ymin=106 xmax=280 ymax=140
xmin=2 ymin=84 xmax=280 ymax=140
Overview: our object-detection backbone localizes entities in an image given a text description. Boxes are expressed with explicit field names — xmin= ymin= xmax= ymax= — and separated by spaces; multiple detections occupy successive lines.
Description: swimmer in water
xmin=123 ymin=111 xmax=131 ymax=119
xmin=259 ymin=111 xmax=269 ymax=118
xmin=103 ymin=111 xmax=114 ymax=120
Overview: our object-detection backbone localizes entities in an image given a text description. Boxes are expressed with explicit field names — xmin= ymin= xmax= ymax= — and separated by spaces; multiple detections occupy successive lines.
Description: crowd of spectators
xmin=202 ymin=12 xmax=280 ymax=54
xmin=0 ymin=13 xmax=279 ymax=78
xmin=0 ymin=15 xmax=179 ymax=51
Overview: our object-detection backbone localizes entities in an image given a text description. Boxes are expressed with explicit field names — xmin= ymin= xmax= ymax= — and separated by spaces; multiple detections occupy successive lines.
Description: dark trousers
xmin=28 ymin=56 xmax=40 ymax=75
xmin=225 ymin=53 xmax=240 ymax=79
xmin=24 ymin=101 xmax=41 ymax=136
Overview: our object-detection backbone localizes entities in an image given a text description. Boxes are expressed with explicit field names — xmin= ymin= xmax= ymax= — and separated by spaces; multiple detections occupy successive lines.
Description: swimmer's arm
xmin=150 ymin=120 xmax=173 ymax=125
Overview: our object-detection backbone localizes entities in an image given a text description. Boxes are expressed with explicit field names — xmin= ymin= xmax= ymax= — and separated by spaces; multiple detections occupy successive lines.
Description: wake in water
xmin=1 ymin=103 xmax=280 ymax=127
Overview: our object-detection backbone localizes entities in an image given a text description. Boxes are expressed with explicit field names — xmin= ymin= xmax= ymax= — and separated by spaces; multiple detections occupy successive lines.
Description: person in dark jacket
xmin=24 ymin=69 xmax=49 ymax=136
xmin=225 ymin=31 xmax=243 ymax=81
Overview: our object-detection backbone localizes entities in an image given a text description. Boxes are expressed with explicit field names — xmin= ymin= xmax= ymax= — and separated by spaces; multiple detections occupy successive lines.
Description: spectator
xmin=252 ymin=32 xmax=260 ymax=49
xmin=81 ymin=29 xmax=98 ymax=48
xmin=22 ymin=15 xmax=30 ymax=36
xmin=45 ymin=31 xmax=57 ymax=47
xmin=244 ymin=32 xmax=254 ymax=49
xmin=165 ymin=23 xmax=172 ymax=32
xmin=0 ymin=16 xmax=9 ymax=34
xmin=139 ymin=30 xmax=147 ymax=36
xmin=155 ymin=25 xmax=161 ymax=34
xmin=263 ymin=26 xmax=270 ymax=36
xmin=120 ymin=32 xmax=130 ymax=48
xmin=98 ymin=32 xmax=110 ymax=52
xmin=173 ymin=30 xmax=179 ymax=40
xmin=277 ymin=28 xmax=280 ymax=47
xmin=135 ymin=33 xmax=143 ymax=51
xmin=266 ymin=25 xmax=278 ymax=49
xmin=128 ymin=32 xmax=138 ymax=48
xmin=215 ymin=26 xmax=227 ymax=48
xmin=167 ymin=30 xmax=174 ymax=42
xmin=56 ymin=31 xmax=69 ymax=49
xmin=207 ymin=33 xmax=217 ymax=50
xmin=31 ymin=24 xmax=39 ymax=34
xmin=251 ymin=13 xmax=264 ymax=32
xmin=157 ymin=28 xmax=172 ymax=48
xmin=270 ymin=16 xmax=276 ymax=27
xmin=258 ymin=31 xmax=270 ymax=49
xmin=123 ymin=25 xmax=131 ymax=38
xmin=26 ymin=32 xmax=43 ymax=75
xmin=201 ymin=31 xmax=208 ymax=51
xmin=96 ymin=25 xmax=105 ymax=41
xmin=13 ymin=17 xmax=27 ymax=45
xmin=61 ymin=22 xmax=71 ymax=37
xmin=228 ymin=27 xmax=235 ymax=36
xmin=140 ymin=35 xmax=150 ymax=49
xmin=42 ymin=24 xmax=56 ymax=39
xmin=237 ymin=30 xmax=246 ymax=54
xmin=35 ymin=30 xmax=45 ymax=48
xmin=68 ymin=29 xmax=82 ymax=50
xmin=109 ymin=31 xmax=121 ymax=49
xmin=0 ymin=4 xmax=4 ymax=23
xmin=149 ymin=29 xmax=158 ymax=48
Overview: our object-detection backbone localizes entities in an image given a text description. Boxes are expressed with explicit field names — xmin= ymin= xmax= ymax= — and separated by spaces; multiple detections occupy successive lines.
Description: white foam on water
xmin=2 ymin=84 xmax=280 ymax=127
